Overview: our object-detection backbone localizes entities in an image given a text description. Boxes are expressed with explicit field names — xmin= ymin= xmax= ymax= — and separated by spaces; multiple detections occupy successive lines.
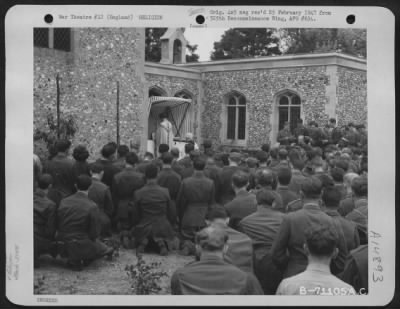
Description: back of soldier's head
xmin=101 ymin=143 xmax=117 ymax=159
xmin=261 ymin=143 xmax=270 ymax=153
xmin=170 ymin=147 xmax=180 ymax=158
xmin=161 ymin=152 xmax=174 ymax=165
xmin=89 ymin=162 xmax=104 ymax=174
xmin=256 ymin=189 xmax=275 ymax=206
xmin=195 ymin=226 xmax=228 ymax=252
xmin=126 ymin=152 xmax=139 ymax=166
xmin=37 ymin=174 xmax=53 ymax=190
xmin=330 ymin=167 xmax=345 ymax=182
xmin=117 ymin=145 xmax=129 ymax=158
xmin=73 ymin=145 xmax=89 ymax=162
xmin=232 ymin=170 xmax=249 ymax=189
xmin=305 ymin=224 xmax=338 ymax=257
xmin=255 ymin=168 xmax=274 ymax=187
xmin=76 ymin=175 xmax=92 ymax=191
xmin=145 ymin=163 xmax=158 ymax=180
xmin=158 ymin=143 xmax=169 ymax=154
xmin=190 ymin=150 xmax=201 ymax=161
xmin=301 ymin=176 xmax=323 ymax=198
xmin=193 ymin=156 xmax=206 ymax=171
xmin=343 ymin=172 xmax=358 ymax=187
xmin=351 ymin=176 xmax=368 ymax=197
xmin=278 ymin=148 xmax=288 ymax=160
xmin=255 ymin=151 xmax=269 ymax=164
xmin=144 ymin=152 xmax=154 ymax=161
xmin=322 ymin=186 xmax=341 ymax=208
xmin=246 ymin=157 xmax=258 ymax=168
xmin=56 ymin=139 xmax=71 ymax=153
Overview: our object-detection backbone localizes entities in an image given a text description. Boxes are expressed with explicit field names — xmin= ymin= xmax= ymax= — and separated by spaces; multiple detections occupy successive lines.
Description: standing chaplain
xmin=156 ymin=112 xmax=174 ymax=152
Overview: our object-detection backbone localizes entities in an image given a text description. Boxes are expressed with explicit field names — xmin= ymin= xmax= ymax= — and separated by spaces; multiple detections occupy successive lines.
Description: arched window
xmin=149 ymin=86 xmax=166 ymax=97
xmin=173 ymin=39 xmax=182 ymax=64
xmin=226 ymin=92 xmax=246 ymax=140
xmin=277 ymin=92 xmax=301 ymax=133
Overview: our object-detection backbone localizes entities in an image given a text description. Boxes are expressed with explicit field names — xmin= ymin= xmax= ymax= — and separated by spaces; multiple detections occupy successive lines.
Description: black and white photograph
xmin=5 ymin=5 xmax=395 ymax=306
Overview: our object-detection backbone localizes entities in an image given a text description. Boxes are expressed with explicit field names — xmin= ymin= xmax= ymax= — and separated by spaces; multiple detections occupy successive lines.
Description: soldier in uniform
xmin=345 ymin=176 xmax=368 ymax=245
xmin=44 ymin=139 xmax=76 ymax=207
xmin=341 ymin=244 xmax=368 ymax=294
xmin=57 ymin=175 xmax=113 ymax=270
xmin=293 ymin=118 xmax=308 ymax=144
xmin=321 ymin=186 xmax=360 ymax=252
xmin=271 ymin=176 xmax=348 ymax=279
xmin=239 ymin=189 xmax=285 ymax=294
xmin=206 ymin=206 xmax=254 ymax=273
xmin=34 ymin=174 xmax=57 ymax=268
xmin=170 ymin=226 xmax=263 ymax=295
xmin=277 ymin=121 xmax=294 ymax=146
xmin=217 ymin=152 xmax=243 ymax=205
xmin=157 ymin=152 xmax=182 ymax=229
xmin=224 ymin=170 xmax=257 ymax=230
xmin=133 ymin=164 xmax=175 ymax=256
xmin=88 ymin=162 xmax=114 ymax=238
xmin=72 ymin=144 xmax=91 ymax=181
xmin=177 ymin=157 xmax=215 ymax=255
xmin=112 ymin=152 xmax=146 ymax=247
xmin=95 ymin=143 xmax=121 ymax=190
xmin=113 ymin=144 xmax=130 ymax=170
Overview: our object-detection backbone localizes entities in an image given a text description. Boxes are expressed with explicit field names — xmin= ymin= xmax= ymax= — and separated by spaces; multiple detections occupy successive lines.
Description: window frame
xmin=33 ymin=28 xmax=73 ymax=52
xmin=221 ymin=91 xmax=247 ymax=147
xmin=277 ymin=92 xmax=302 ymax=133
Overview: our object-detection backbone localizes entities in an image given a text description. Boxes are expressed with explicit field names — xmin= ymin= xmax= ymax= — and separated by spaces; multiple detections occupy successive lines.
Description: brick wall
xmin=34 ymin=28 xmax=145 ymax=160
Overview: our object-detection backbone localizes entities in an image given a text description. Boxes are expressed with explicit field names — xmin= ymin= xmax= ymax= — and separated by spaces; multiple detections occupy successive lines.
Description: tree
xmin=210 ymin=28 xmax=282 ymax=60
xmin=145 ymin=28 xmax=200 ymax=63
xmin=186 ymin=43 xmax=200 ymax=63
xmin=145 ymin=28 xmax=167 ymax=62
xmin=283 ymin=28 xmax=366 ymax=58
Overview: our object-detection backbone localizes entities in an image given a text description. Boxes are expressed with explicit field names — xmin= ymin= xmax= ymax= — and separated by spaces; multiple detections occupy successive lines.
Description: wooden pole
xmin=116 ymin=81 xmax=120 ymax=147
xmin=56 ymin=74 xmax=60 ymax=139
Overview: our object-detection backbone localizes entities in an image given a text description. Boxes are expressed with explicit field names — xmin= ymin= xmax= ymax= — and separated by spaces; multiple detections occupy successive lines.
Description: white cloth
xmin=157 ymin=119 xmax=174 ymax=150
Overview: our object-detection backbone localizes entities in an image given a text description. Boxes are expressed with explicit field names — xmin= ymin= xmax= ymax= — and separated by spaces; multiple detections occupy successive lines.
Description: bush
xmin=125 ymin=254 xmax=168 ymax=295
xmin=34 ymin=112 xmax=78 ymax=160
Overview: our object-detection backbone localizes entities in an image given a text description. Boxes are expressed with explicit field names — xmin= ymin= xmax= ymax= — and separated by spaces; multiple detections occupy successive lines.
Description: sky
xmin=184 ymin=28 xmax=229 ymax=62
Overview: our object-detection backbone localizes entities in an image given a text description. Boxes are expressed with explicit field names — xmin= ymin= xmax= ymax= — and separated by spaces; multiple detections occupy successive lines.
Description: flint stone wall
xmin=336 ymin=67 xmax=367 ymax=127
xmin=202 ymin=66 xmax=330 ymax=149
xmin=34 ymin=28 xmax=146 ymax=160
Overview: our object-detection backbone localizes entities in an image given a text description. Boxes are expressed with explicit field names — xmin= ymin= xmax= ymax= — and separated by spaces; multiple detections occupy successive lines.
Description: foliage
xmin=104 ymin=237 xmax=121 ymax=258
xmin=34 ymin=112 xmax=78 ymax=160
xmin=125 ymin=254 xmax=168 ymax=295
xmin=210 ymin=28 xmax=366 ymax=60
xmin=145 ymin=28 xmax=200 ymax=63
xmin=145 ymin=28 xmax=167 ymax=62
xmin=210 ymin=28 xmax=282 ymax=60
xmin=34 ymin=275 xmax=46 ymax=294
xmin=186 ymin=43 xmax=200 ymax=63
xmin=284 ymin=28 xmax=366 ymax=58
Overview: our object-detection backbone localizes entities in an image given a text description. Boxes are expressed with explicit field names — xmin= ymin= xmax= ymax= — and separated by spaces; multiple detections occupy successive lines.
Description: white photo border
xmin=5 ymin=5 xmax=396 ymax=306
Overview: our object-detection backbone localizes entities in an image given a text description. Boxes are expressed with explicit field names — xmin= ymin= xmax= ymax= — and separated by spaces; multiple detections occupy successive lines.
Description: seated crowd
xmin=33 ymin=118 xmax=368 ymax=295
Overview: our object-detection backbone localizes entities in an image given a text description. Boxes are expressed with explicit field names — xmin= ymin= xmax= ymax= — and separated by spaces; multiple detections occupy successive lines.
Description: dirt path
xmin=34 ymin=248 xmax=193 ymax=295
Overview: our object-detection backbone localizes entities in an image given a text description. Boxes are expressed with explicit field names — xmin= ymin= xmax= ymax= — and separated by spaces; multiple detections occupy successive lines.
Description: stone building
xmin=34 ymin=28 xmax=367 ymax=158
